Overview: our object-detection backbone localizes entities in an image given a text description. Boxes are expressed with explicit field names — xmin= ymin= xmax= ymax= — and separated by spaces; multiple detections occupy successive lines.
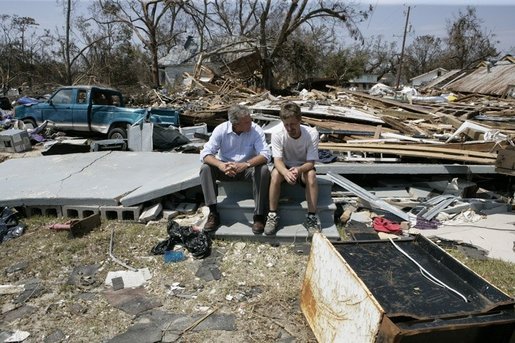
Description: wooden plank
xmin=381 ymin=115 xmax=427 ymax=136
xmin=345 ymin=90 xmax=436 ymax=115
xmin=320 ymin=143 xmax=496 ymax=158
xmin=320 ymin=144 xmax=496 ymax=164
xmin=302 ymin=117 xmax=397 ymax=134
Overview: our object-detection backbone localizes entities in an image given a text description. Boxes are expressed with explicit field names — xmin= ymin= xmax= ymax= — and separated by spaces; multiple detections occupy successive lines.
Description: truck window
xmin=77 ymin=90 xmax=87 ymax=104
xmin=52 ymin=89 xmax=73 ymax=104
xmin=111 ymin=94 xmax=121 ymax=106
xmin=92 ymin=92 xmax=107 ymax=105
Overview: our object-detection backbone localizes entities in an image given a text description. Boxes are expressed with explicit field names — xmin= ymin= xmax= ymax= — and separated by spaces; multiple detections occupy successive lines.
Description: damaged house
xmin=159 ymin=36 xmax=262 ymax=89
xmin=443 ymin=54 xmax=515 ymax=98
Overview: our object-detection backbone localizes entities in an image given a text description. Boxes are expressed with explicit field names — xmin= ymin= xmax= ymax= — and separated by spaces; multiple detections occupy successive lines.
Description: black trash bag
xmin=3 ymin=223 xmax=26 ymax=242
xmin=0 ymin=207 xmax=23 ymax=243
xmin=0 ymin=207 xmax=18 ymax=227
xmin=150 ymin=220 xmax=211 ymax=259
xmin=152 ymin=125 xmax=190 ymax=150
xmin=150 ymin=239 xmax=174 ymax=255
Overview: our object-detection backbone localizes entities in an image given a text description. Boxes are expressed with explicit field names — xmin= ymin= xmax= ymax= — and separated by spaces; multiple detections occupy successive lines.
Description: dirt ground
xmin=0 ymin=215 xmax=317 ymax=343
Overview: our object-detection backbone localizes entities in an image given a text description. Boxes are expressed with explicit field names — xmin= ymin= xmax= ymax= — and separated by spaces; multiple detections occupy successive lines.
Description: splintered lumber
xmin=381 ymin=115 xmax=428 ymax=136
xmin=302 ymin=117 xmax=397 ymax=135
xmin=434 ymin=113 xmax=464 ymax=129
xmin=381 ymin=109 xmax=434 ymax=121
xmin=445 ymin=140 xmax=508 ymax=153
xmin=319 ymin=142 xmax=497 ymax=164
xmin=345 ymin=90 xmax=435 ymax=115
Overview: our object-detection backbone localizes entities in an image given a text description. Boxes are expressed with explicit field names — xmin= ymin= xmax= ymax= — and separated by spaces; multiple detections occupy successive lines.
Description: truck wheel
xmin=23 ymin=119 xmax=37 ymax=130
xmin=108 ymin=127 xmax=127 ymax=140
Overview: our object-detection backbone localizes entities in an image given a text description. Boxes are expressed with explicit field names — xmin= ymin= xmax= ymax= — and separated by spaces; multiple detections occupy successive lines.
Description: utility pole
xmin=395 ymin=5 xmax=410 ymax=90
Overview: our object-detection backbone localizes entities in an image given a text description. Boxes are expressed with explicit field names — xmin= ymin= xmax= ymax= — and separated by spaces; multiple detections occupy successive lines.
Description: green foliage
xmin=323 ymin=48 xmax=366 ymax=83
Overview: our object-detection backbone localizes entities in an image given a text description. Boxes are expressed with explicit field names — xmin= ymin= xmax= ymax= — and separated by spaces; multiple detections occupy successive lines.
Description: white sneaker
xmin=264 ymin=212 xmax=279 ymax=236
xmin=303 ymin=214 xmax=321 ymax=236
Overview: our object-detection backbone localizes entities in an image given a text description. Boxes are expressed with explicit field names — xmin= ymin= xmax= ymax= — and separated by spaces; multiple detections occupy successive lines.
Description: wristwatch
xmin=245 ymin=161 xmax=251 ymax=168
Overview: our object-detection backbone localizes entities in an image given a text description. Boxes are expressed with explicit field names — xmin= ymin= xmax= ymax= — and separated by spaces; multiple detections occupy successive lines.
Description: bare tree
xmin=404 ymin=35 xmax=443 ymax=80
xmin=0 ymin=15 xmax=42 ymax=91
xmin=184 ymin=0 xmax=371 ymax=91
xmin=357 ymin=36 xmax=397 ymax=81
xmin=97 ymin=0 xmax=186 ymax=88
xmin=444 ymin=6 xmax=498 ymax=69
xmin=256 ymin=0 xmax=371 ymax=90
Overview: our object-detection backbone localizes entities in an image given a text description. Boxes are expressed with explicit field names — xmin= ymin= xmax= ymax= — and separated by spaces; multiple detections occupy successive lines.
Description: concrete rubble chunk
xmin=139 ymin=203 xmax=163 ymax=222
xmin=105 ymin=268 xmax=152 ymax=289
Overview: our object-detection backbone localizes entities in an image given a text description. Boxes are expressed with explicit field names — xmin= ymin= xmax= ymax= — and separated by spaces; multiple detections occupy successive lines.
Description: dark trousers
xmin=199 ymin=163 xmax=270 ymax=216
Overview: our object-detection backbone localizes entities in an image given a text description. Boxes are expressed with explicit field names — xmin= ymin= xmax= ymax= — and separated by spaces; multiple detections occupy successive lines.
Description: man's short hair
xmin=228 ymin=104 xmax=251 ymax=125
xmin=280 ymin=102 xmax=302 ymax=121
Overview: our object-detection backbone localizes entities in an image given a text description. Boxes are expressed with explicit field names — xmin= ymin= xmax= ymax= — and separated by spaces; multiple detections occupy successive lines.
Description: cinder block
xmin=62 ymin=205 xmax=101 ymax=219
xmin=25 ymin=205 xmax=63 ymax=217
xmin=100 ymin=205 xmax=142 ymax=221
xmin=0 ymin=129 xmax=31 ymax=153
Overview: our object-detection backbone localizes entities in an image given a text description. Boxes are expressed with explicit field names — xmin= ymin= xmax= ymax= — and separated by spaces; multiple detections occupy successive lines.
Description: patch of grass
xmin=446 ymin=248 xmax=515 ymax=296
xmin=1 ymin=215 xmax=513 ymax=342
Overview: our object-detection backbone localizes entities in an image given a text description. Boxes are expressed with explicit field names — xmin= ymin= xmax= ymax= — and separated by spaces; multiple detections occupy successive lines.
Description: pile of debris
xmin=146 ymin=68 xmax=514 ymax=166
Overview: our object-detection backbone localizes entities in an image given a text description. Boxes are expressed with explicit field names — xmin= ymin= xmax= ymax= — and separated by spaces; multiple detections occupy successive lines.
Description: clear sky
xmin=359 ymin=3 xmax=515 ymax=54
xmin=2 ymin=0 xmax=514 ymax=54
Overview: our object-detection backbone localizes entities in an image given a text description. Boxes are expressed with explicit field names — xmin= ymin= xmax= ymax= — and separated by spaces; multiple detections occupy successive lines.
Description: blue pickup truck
xmin=14 ymin=85 xmax=180 ymax=139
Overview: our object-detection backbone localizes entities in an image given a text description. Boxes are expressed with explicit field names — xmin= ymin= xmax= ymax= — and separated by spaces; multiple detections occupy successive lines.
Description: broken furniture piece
xmin=301 ymin=233 xmax=515 ymax=342
xmin=445 ymin=120 xmax=507 ymax=143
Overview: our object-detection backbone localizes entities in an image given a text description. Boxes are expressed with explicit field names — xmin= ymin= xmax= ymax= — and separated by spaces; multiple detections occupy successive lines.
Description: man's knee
xmin=257 ymin=163 xmax=269 ymax=174
xmin=199 ymin=163 xmax=215 ymax=177
xmin=255 ymin=164 xmax=270 ymax=179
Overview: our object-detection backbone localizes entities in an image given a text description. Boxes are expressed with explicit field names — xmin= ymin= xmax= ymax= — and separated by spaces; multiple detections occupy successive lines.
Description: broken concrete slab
xmin=414 ymin=213 xmax=515 ymax=263
xmin=107 ymin=322 xmax=163 ymax=343
xmin=5 ymin=261 xmax=28 ymax=274
xmin=3 ymin=330 xmax=30 ymax=342
xmin=44 ymin=329 xmax=66 ymax=343
xmin=15 ymin=278 xmax=44 ymax=303
xmin=0 ymin=304 xmax=36 ymax=323
xmin=0 ymin=151 xmax=200 ymax=207
xmin=196 ymin=249 xmax=223 ymax=281
xmin=108 ymin=308 xmax=236 ymax=342
xmin=103 ymin=287 xmax=162 ymax=316
xmin=139 ymin=203 xmax=163 ymax=222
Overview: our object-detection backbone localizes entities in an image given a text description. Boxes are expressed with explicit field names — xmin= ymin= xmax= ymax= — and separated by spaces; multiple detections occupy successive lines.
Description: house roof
xmin=444 ymin=64 xmax=515 ymax=96
xmin=419 ymin=69 xmax=463 ymax=91
xmin=410 ymin=68 xmax=448 ymax=82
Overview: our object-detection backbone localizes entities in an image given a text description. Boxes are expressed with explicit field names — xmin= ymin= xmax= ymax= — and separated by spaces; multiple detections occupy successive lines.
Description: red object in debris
xmin=49 ymin=222 xmax=72 ymax=230
xmin=372 ymin=217 xmax=401 ymax=234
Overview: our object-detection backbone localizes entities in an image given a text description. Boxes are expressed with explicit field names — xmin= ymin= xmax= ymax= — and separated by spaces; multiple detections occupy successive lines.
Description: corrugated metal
xmin=445 ymin=64 xmax=515 ymax=96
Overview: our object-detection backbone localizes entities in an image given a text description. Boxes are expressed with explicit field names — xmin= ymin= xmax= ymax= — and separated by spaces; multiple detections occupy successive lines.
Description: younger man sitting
xmin=265 ymin=102 xmax=321 ymax=236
